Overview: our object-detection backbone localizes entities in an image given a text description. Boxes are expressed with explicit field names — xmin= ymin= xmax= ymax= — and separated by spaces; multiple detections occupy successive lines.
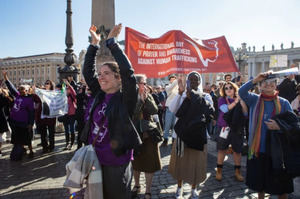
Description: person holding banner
xmin=168 ymin=72 xmax=214 ymax=199
xmin=239 ymin=72 xmax=294 ymax=199
xmin=81 ymin=24 xmax=141 ymax=199
xmin=2 ymin=71 xmax=35 ymax=159
xmin=32 ymin=80 xmax=57 ymax=153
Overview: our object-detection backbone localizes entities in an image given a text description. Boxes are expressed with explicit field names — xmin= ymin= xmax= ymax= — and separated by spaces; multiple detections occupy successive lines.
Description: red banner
xmin=125 ymin=27 xmax=239 ymax=78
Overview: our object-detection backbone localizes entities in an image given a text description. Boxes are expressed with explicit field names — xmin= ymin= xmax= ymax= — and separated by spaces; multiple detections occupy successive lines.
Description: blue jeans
xmin=163 ymin=108 xmax=176 ymax=139
xmin=63 ymin=115 xmax=75 ymax=145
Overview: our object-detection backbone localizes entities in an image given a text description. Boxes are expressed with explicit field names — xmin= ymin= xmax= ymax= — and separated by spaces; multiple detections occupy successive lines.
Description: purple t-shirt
xmin=88 ymin=93 xmax=133 ymax=166
xmin=84 ymin=95 xmax=94 ymax=122
xmin=10 ymin=95 xmax=34 ymax=125
xmin=217 ymin=97 xmax=234 ymax=127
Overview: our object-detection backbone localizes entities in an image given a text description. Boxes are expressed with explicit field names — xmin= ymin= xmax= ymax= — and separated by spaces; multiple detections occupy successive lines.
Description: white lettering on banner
xmin=139 ymin=42 xmax=145 ymax=49
xmin=159 ymin=51 xmax=166 ymax=57
xmin=156 ymin=57 xmax=171 ymax=64
xmin=171 ymin=55 xmax=197 ymax=63
xmin=138 ymin=58 xmax=156 ymax=64
xmin=142 ymin=51 xmax=158 ymax=57
xmin=166 ymin=48 xmax=191 ymax=56
xmin=176 ymin=42 xmax=184 ymax=47
xmin=145 ymin=42 xmax=175 ymax=50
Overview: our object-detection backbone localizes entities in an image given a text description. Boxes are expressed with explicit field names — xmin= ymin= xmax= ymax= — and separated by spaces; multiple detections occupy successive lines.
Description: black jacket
xmin=81 ymin=42 xmax=142 ymax=156
xmin=223 ymin=102 xmax=247 ymax=134
xmin=0 ymin=93 xmax=9 ymax=133
xmin=277 ymin=78 xmax=297 ymax=103
xmin=174 ymin=91 xmax=215 ymax=151
xmin=267 ymin=111 xmax=300 ymax=177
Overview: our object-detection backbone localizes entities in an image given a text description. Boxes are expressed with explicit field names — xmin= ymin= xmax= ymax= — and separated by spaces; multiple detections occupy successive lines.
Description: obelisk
xmin=91 ymin=0 xmax=115 ymax=64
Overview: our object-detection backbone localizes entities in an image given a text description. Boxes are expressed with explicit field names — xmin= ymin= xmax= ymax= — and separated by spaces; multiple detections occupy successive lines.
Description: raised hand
xmin=2 ymin=71 xmax=8 ymax=81
xmin=89 ymin=25 xmax=101 ymax=45
xmin=177 ymin=74 xmax=186 ymax=95
xmin=252 ymin=71 xmax=272 ymax=84
xmin=107 ymin=23 xmax=122 ymax=40
xmin=62 ymin=79 xmax=70 ymax=87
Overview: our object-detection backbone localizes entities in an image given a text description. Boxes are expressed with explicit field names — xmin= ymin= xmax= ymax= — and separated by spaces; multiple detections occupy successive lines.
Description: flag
xmin=125 ymin=27 xmax=239 ymax=78
xmin=35 ymin=88 xmax=68 ymax=119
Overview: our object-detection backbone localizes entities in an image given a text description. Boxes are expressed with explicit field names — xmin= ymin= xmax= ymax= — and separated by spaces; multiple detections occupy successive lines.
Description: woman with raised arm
xmin=2 ymin=71 xmax=35 ymax=159
xmin=239 ymin=72 xmax=294 ymax=199
xmin=215 ymin=81 xmax=245 ymax=182
xmin=168 ymin=72 xmax=214 ymax=199
xmin=81 ymin=24 xmax=141 ymax=199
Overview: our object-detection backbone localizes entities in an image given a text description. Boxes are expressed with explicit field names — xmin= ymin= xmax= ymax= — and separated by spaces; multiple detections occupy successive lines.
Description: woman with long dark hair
xmin=81 ymin=24 xmax=141 ymax=199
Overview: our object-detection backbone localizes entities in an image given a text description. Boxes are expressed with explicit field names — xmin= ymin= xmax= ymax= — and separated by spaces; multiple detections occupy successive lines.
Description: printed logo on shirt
xmin=92 ymin=103 xmax=108 ymax=143
xmin=13 ymin=98 xmax=23 ymax=112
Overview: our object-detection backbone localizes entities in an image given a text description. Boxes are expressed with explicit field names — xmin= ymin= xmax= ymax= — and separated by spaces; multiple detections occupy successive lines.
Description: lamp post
xmin=58 ymin=0 xmax=78 ymax=82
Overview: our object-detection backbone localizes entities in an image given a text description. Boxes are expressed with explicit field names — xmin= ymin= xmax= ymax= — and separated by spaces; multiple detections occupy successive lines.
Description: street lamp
xmin=58 ymin=0 xmax=79 ymax=82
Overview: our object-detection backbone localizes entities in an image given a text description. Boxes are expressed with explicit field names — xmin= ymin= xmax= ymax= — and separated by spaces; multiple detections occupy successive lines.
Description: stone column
xmin=248 ymin=63 xmax=252 ymax=78
xmin=92 ymin=0 xmax=115 ymax=30
xmin=262 ymin=61 xmax=265 ymax=72
xmin=209 ymin=73 xmax=213 ymax=84
xmin=92 ymin=0 xmax=115 ymax=65
xmin=252 ymin=62 xmax=256 ymax=77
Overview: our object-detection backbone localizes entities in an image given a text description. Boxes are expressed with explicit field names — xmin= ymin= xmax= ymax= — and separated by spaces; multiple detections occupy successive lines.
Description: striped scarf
xmin=248 ymin=92 xmax=281 ymax=159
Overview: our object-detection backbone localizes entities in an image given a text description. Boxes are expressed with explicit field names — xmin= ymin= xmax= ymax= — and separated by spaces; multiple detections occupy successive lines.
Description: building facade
xmin=246 ymin=47 xmax=300 ymax=79
xmin=0 ymin=53 xmax=79 ymax=86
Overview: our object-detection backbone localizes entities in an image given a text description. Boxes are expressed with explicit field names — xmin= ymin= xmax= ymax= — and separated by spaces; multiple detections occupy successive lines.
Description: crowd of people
xmin=1 ymin=24 xmax=300 ymax=199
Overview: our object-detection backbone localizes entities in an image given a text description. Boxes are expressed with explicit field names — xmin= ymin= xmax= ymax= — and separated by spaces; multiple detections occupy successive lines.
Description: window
xmin=32 ymin=69 xmax=34 ymax=75
xmin=36 ymin=68 xmax=39 ymax=75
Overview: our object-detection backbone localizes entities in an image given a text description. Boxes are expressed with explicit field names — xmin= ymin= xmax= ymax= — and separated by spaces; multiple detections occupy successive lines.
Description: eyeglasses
xmin=261 ymin=80 xmax=276 ymax=85
xmin=224 ymin=86 xmax=233 ymax=91
xmin=139 ymin=82 xmax=146 ymax=85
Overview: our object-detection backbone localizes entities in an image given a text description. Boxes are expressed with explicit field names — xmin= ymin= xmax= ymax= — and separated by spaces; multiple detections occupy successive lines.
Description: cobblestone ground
xmin=0 ymin=132 xmax=299 ymax=199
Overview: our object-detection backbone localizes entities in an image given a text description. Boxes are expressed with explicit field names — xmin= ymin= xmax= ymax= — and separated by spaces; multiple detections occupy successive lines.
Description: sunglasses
xmin=224 ymin=86 xmax=233 ymax=91
xmin=139 ymin=82 xmax=146 ymax=85
xmin=45 ymin=82 xmax=50 ymax=85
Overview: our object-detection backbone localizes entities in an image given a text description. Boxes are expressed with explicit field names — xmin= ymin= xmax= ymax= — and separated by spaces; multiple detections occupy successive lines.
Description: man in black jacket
xmin=277 ymin=74 xmax=297 ymax=103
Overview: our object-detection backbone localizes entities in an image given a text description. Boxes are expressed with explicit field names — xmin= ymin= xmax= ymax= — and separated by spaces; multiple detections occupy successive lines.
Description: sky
xmin=0 ymin=0 xmax=299 ymax=58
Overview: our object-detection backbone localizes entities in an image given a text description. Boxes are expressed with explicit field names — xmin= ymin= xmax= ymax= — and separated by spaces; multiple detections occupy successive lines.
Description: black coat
xmin=267 ymin=111 xmax=300 ymax=177
xmin=174 ymin=91 xmax=215 ymax=151
xmin=223 ymin=102 xmax=247 ymax=134
xmin=0 ymin=94 xmax=9 ymax=133
xmin=277 ymin=78 xmax=297 ymax=103
xmin=81 ymin=42 xmax=142 ymax=156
